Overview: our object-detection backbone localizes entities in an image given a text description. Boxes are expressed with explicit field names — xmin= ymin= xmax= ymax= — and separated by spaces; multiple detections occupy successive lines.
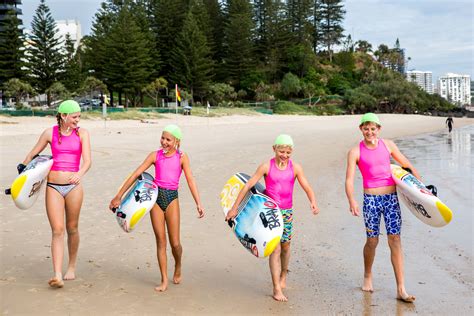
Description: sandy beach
xmin=0 ymin=113 xmax=472 ymax=315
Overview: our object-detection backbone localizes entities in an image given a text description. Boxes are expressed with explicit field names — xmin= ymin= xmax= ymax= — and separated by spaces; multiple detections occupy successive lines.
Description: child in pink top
xmin=345 ymin=113 xmax=420 ymax=303
xmin=19 ymin=100 xmax=91 ymax=288
xmin=110 ymin=124 xmax=204 ymax=292
xmin=226 ymin=134 xmax=319 ymax=302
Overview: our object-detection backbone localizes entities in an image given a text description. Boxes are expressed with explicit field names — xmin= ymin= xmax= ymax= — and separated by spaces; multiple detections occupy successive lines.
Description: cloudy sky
xmin=22 ymin=0 xmax=473 ymax=80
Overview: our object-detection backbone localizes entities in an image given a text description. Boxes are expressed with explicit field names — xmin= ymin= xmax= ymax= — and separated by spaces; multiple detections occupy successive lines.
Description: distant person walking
xmin=446 ymin=117 xmax=454 ymax=133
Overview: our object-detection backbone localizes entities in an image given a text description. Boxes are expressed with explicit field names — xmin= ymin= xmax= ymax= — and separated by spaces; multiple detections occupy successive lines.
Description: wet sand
xmin=0 ymin=114 xmax=473 ymax=315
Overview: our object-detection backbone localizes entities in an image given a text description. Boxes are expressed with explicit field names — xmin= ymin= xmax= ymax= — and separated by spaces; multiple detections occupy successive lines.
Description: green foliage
xmin=170 ymin=10 xmax=214 ymax=100
xmin=208 ymin=83 xmax=236 ymax=105
xmin=27 ymin=0 xmax=64 ymax=104
xmin=0 ymin=10 xmax=26 ymax=83
xmin=142 ymin=77 xmax=168 ymax=107
xmin=45 ymin=82 xmax=69 ymax=104
xmin=62 ymin=34 xmax=85 ymax=93
xmin=2 ymin=78 xmax=35 ymax=109
xmin=280 ymin=73 xmax=302 ymax=97
xmin=273 ymin=101 xmax=308 ymax=115
xmin=80 ymin=76 xmax=108 ymax=97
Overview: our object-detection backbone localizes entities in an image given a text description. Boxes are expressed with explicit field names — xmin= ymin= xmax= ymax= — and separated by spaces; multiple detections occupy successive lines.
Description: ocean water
xmin=395 ymin=124 xmax=473 ymax=256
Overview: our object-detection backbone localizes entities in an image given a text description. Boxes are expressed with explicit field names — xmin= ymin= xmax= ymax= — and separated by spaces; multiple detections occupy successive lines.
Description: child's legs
xmin=64 ymin=185 xmax=83 ymax=275
xmin=362 ymin=194 xmax=382 ymax=290
xmin=381 ymin=193 xmax=407 ymax=294
xmin=150 ymin=204 xmax=168 ymax=283
xmin=279 ymin=208 xmax=293 ymax=285
xmin=45 ymin=187 xmax=66 ymax=276
xmin=165 ymin=199 xmax=182 ymax=283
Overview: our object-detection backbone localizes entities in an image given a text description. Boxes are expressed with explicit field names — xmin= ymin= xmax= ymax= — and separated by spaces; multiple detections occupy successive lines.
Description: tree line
xmin=0 ymin=0 xmax=454 ymax=113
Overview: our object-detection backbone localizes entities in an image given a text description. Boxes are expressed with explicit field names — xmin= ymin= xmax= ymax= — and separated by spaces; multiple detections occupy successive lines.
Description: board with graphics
xmin=113 ymin=172 xmax=158 ymax=232
xmin=6 ymin=155 xmax=53 ymax=210
xmin=220 ymin=173 xmax=283 ymax=258
xmin=391 ymin=164 xmax=452 ymax=227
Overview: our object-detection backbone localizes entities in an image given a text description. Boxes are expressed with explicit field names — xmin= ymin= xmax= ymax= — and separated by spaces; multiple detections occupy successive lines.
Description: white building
xmin=437 ymin=73 xmax=471 ymax=106
xmin=56 ymin=19 xmax=82 ymax=50
xmin=406 ymin=70 xmax=433 ymax=94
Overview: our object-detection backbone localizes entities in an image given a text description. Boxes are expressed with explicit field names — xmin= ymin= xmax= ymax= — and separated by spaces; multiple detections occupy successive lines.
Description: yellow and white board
xmin=391 ymin=164 xmax=452 ymax=227
xmin=7 ymin=155 xmax=53 ymax=210
xmin=220 ymin=173 xmax=283 ymax=258
xmin=114 ymin=172 xmax=158 ymax=233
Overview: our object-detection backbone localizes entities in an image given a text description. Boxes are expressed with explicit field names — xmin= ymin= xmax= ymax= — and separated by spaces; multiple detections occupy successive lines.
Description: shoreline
xmin=1 ymin=114 xmax=472 ymax=315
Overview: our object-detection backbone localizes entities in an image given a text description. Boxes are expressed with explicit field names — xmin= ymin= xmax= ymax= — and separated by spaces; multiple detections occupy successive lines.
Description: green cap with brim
xmin=274 ymin=134 xmax=294 ymax=147
xmin=58 ymin=100 xmax=81 ymax=114
xmin=360 ymin=113 xmax=381 ymax=126
xmin=163 ymin=124 xmax=182 ymax=140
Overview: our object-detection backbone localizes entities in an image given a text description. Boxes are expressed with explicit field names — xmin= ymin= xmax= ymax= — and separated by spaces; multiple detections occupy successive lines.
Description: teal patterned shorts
xmin=280 ymin=209 xmax=293 ymax=243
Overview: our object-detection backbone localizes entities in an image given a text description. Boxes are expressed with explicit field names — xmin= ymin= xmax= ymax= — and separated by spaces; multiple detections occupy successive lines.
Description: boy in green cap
xmin=226 ymin=134 xmax=319 ymax=302
xmin=345 ymin=113 xmax=420 ymax=302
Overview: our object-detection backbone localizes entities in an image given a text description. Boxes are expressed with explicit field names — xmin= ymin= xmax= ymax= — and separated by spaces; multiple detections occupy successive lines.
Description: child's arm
xmin=20 ymin=128 xmax=51 ymax=165
xmin=108 ymin=151 xmax=155 ymax=210
xmin=224 ymin=163 xmax=268 ymax=221
xmin=345 ymin=147 xmax=360 ymax=216
xmin=386 ymin=139 xmax=422 ymax=180
xmin=294 ymin=163 xmax=319 ymax=215
xmin=181 ymin=153 xmax=204 ymax=218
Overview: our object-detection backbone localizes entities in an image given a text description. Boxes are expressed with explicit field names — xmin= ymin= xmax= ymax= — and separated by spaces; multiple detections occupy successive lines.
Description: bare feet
xmin=272 ymin=288 xmax=288 ymax=302
xmin=397 ymin=293 xmax=416 ymax=303
xmin=173 ymin=265 xmax=182 ymax=284
xmin=64 ymin=268 xmax=76 ymax=281
xmin=154 ymin=280 xmax=168 ymax=292
xmin=48 ymin=277 xmax=64 ymax=288
xmin=362 ymin=275 xmax=373 ymax=292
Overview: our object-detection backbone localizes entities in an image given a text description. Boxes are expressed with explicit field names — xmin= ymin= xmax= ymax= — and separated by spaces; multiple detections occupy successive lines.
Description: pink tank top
xmin=154 ymin=149 xmax=182 ymax=190
xmin=358 ymin=139 xmax=395 ymax=188
xmin=264 ymin=158 xmax=295 ymax=209
xmin=51 ymin=125 xmax=82 ymax=172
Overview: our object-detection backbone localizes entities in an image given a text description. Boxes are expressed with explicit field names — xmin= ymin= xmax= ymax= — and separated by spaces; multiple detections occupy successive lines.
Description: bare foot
xmin=173 ymin=265 xmax=182 ymax=284
xmin=48 ymin=277 xmax=64 ymax=288
xmin=272 ymin=288 xmax=288 ymax=302
xmin=362 ymin=275 xmax=373 ymax=292
xmin=154 ymin=280 xmax=168 ymax=292
xmin=64 ymin=269 xmax=76 ymax=281
xmin=397 ymin=293 xmax=416 ymax=303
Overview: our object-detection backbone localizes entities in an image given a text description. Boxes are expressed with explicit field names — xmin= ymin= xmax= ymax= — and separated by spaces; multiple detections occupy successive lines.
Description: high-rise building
xmin=0 ymin=0 xmax=22 ymax=33
xmin=56 ymin=19 xmax=82 ymax=50
xmin=437 ymin=73 xmax=471 ymax=106
xmin=406 ymin=70 xmax=433 ymax=94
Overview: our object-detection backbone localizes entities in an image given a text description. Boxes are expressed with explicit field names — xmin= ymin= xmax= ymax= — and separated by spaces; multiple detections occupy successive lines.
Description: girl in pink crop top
xmin=18 ymin=100 xmax=91 ymax=289
xmin=109 ymin=124 xmax=204 ymax=292
xmin=225 ymin=134 xmax=320 ymax=302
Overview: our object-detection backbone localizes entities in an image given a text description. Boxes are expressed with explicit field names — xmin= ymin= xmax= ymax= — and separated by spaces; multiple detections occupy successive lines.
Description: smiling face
xmin=359 ymin=122 xmax=381 ymax=144
xmin=160 ymin=131 xmax=179 ymax=152
xmin=273 ymin=145 xmax=293 ymax=167
xmin=61 ymin=112 xmax=81 ymax=130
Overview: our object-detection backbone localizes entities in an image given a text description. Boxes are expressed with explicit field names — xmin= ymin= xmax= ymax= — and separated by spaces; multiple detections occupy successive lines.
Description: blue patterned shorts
xmin=280 ymin=209 xmax=293 ymax=243
xmin=363 ymin=192 xmax=401 ymax=237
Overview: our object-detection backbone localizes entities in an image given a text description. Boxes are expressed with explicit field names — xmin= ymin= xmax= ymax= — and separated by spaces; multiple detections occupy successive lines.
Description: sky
xmin=22 ymin=0 xmax=474 ymax=81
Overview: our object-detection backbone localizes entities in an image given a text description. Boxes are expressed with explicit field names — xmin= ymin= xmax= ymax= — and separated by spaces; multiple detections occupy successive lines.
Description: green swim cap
xmin=163 ymin=124 xmax=182 ymax=140
xmin=274 ymin=134 xmax=294 ymax=147
xmin=360 ymin=113 xmax=380 ymax=126
xmin=58 ymin=100 xmax=81 ymax=114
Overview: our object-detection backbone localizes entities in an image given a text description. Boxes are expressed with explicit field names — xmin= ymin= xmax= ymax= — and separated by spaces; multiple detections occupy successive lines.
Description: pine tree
xmin=203 ymin=0 xmax=225 ymax=80
xmin=0 ymin=10 xmax=25 ymax=84
xmin=224 ymin=0 xmax=255 ymax=87
xmin=287 ymin=0 xmax=313 ymax=45
xmin=103 ymin=6 xmax=153 ymax=106
xmin=318 ymin=0 xmax=345 ymax=61
xmin=62 ymin=34 xmax=84 ymax=92
xmin=152 ymin=0 xmax=188 ymax=80
xmin=27 ymin=0 xmax=64 ymax=105
xmin=170 ymin=10 xmax=213 ymax=100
